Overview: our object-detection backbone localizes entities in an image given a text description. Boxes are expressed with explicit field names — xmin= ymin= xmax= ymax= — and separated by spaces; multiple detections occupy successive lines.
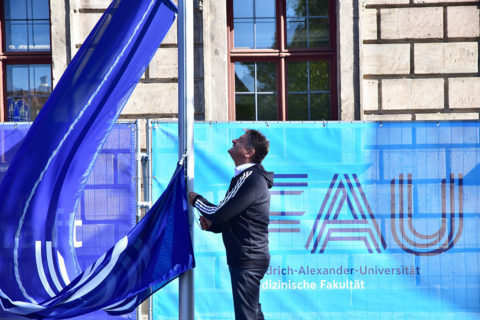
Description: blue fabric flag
xmin=0 ymin=0 xmax=195 ymax=318
xmin=1 ymin=163 xmax=194 ymax=318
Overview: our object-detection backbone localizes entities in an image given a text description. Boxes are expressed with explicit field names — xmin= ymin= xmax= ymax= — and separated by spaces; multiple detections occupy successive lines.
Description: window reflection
xmin=235 ymin=62 xmax=277 ymax=120
xmin=233 ymin=0 xmax=276 ymax=49
xmin=4 ymin=0 xmax=28 ymax=19
xmin=235 ymin=63 xmax=255 ymax=92
xmin=4 ymin=0 xmax=51 ymax=52
xmin=229 ymin=0 xmax=335 ymax=120
xmin=233 ymin=0 xmax=253 ymax=18
xmin=286 ymin=0 xmax=329 ymax=48
xmin=7 ymin=64 xmax=52 ymax=122
xmin=287 ymin=61 xmax=330 ymax=120
xmin=31 ymin=0 xmax=50 ymax=19
xmin=235 ymin=21 xmax=255 ymax=48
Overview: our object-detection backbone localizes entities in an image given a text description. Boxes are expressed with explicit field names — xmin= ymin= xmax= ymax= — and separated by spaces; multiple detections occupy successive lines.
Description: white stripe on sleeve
xmin=195 ymin=171 xmax=253 ymax=215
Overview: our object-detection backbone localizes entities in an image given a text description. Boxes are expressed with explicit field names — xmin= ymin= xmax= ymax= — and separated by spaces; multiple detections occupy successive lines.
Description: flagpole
xmin=178 ymin=0 xmax=195 ymax=318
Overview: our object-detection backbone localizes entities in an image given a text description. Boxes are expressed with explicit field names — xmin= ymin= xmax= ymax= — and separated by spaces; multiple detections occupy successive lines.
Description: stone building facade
xmin=361 ymin=1 xmax=480 ymax=121
xmin=49 ymin=0 xmax=479 ymax=125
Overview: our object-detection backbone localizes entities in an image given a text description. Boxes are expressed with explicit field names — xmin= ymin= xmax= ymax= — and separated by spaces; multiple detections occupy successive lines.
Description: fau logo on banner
xmin=272 ymin=172 xmax=464 ymax=256
xmin=305 ymin=174 xmax=386 ymax=254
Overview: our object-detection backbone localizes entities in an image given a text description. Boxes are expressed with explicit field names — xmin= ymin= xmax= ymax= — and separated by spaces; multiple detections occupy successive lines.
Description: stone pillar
xmin=202 ymin=0 xmax=229 ymax=121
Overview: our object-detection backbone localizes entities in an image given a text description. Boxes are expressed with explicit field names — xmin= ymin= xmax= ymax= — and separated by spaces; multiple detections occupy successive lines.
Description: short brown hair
xmin=245 ymin=129 xmax=269 ymax=164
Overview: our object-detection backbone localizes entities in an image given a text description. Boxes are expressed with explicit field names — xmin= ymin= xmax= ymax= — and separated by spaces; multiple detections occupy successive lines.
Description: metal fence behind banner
xmin=151 ymin=121 xmax=480 ymax=320
xmin=0 ymin=122 xmax=138 ymax=320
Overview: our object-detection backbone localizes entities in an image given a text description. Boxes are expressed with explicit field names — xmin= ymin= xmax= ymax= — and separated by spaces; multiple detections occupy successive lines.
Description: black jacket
xmin=192 ymin=164 xmax=274 ymax=268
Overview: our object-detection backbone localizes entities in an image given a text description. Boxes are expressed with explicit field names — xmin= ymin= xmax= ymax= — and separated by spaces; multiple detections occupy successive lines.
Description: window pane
xmin=7 ymin=65 xmax=29 ymax=94
xmin=288 ymin=61 xmax=330 ymax=92
xmin=287 ymin=62 xmax=308 ymax=92
xmin=309 ymin=17 xmax=329 ymax=47
xmin=286 ymin=0 xmax=329 ymax=48
xmin=234 ymin=20 xmax=254 ymax=48
xmin=7 ymin=64 xmax=52 ymax=122
xmin=309 ymin=0 xmax=329 ymax=16
xmin=310 ymin=61 xmax=329 ymax=91
xmin=32 ymin=0 xmax=50 ymax=19
xmin=255 ymin=0 xmax=275 ymax=18
xmin=255 ymin=19 xmax=276 ymax=49
xmin=235 ymin=62 xmax=254 ymax=92
xmin=287 ymin=61 xmax=330 ymax=120
xmin=256 ymin=63 xmax=276 ymax=92
xmin=236 ymin=94 xmax=255 ymax=120
xmin=4 ymin=0 xmax=51 ymax=52
xmin=5 ymin=0 xmax=27 ymax=19
xmin=7 ymin=98 xmax=30 ymax=122
xmin=286 ymin=18 xmax=306 ymax=48
xmin=310 ymin=93 xmax=330 ymax=120
xmin=234 ymin=0 xmax=253 ymax=18
xmin=30 ymin=21 xmax=51 ymax=50
xmin=286 ymin=0 xmax=306 ymax=17
xmin=287 ymin=93 xmax=308 ymax=120
xmin=258 ymin=94 xmax=277 ymax=120
xmin=30 ymin=65 xmax=52 ymax=94
xmin=5 ymin=21 xmax=28 ymax=51
xmin=30 ymin=96 xmax=49 ymax=119
xmin=233 ymin=0 xmax=276 ymax=49
xmin=235 ymin=62 xmax=277 ymax=120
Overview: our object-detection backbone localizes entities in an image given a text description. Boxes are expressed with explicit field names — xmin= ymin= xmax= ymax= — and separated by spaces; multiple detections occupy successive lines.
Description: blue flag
xmin=1 ymin=163 xmax=194 ymax=318
xmin=0 ymin=0 xmax=195 ymax=318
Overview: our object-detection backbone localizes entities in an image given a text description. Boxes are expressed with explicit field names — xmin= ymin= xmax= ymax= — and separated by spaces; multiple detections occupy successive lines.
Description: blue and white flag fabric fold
xmin=0 ymin=164 xmax=194 ymax=319
xmin=0 ymin=0 xmax=194 ymax=318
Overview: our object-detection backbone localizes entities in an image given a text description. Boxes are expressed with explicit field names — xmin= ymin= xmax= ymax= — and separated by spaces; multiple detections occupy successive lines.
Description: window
xmin=1 ymin=0 xmax=52 ymax=122
xmin=228 ymin=0 xmax=337 ymax=121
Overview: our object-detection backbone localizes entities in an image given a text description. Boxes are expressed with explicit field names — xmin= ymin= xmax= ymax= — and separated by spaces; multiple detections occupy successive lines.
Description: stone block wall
xmin=361 ymin=0 xmax=480 ymax=121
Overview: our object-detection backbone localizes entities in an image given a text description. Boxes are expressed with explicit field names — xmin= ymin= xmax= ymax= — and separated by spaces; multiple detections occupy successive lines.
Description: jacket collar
xmin=234 ymin=163 xmax=256 ymax=177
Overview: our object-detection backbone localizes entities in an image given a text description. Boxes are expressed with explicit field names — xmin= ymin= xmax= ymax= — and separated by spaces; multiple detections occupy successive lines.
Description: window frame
xmin=227 ymin=0 xmax=337 ymax=121
xmin=0 ymin=0 xmax=52 ymax=122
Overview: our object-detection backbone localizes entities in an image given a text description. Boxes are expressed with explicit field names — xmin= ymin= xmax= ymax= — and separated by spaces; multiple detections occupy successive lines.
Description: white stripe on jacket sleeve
xmin=194 ymin=170 xmax=253 ymax=215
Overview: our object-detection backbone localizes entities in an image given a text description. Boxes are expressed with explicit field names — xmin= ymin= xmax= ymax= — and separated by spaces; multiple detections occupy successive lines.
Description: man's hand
xmin=199 ymin=216 xmax=212 ymax=230
xmin=188 ymin=191 xmax=198 ymax=205
xmin=188 ymin=191 xmax=212 ymax=230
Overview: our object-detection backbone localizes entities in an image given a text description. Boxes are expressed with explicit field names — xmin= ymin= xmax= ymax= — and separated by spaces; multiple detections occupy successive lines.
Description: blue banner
xmin=0 ymin=124 xmax=30 ymax=183
xmin=152 ymin=122 xmax=480 ymax=320
xmin=0 ymin=123 xmax=137 ymax=319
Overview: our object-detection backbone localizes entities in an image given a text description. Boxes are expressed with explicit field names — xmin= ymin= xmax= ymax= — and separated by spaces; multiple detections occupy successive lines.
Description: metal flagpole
xmin=178 ymin=0 xmax=195 ymax=319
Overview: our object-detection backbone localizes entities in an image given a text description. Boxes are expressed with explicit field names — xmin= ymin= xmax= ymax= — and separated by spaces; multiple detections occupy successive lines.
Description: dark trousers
xmin=229 ymin=266 xmax=268 ymax=320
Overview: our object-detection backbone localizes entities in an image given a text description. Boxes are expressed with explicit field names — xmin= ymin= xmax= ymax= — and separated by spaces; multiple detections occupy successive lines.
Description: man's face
xmin=228 ymin=133 xmax=252 ymax=164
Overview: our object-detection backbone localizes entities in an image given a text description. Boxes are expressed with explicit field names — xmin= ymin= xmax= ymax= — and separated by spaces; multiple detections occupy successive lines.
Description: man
xmin=188 ymin=129 xmax=273 ymax=320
